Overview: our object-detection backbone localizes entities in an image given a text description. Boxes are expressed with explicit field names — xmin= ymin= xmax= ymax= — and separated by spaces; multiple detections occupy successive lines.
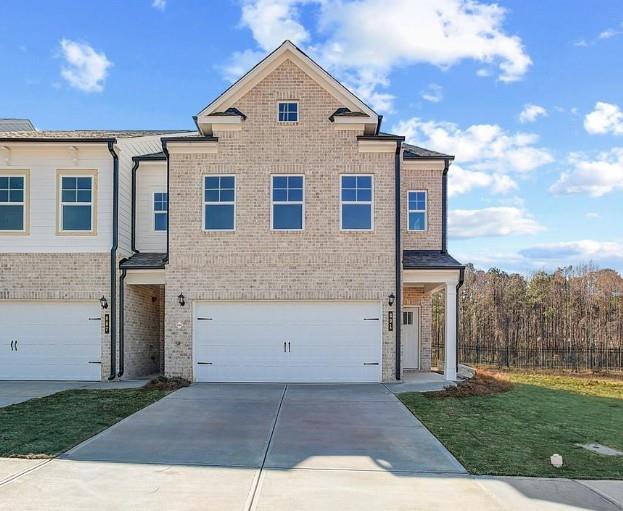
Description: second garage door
xmin=194 ymin=301 xmax=382 ymax=383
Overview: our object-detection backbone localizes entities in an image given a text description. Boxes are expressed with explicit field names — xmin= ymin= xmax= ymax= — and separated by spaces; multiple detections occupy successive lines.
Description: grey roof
xmin=403 ymin=250 xmax=464 ymax=270
xmin=329 ymin=107 xmax=369 ymax=121
xmin=0 ymin=130 xmax=193 ymax=140
xmin=120 ymin=252 xmax=167 ymax=269
xmin=206 ymin=107 xmax=247 ymax=120
xmin=133 ymin=151 xmax=166 ymax=162
xmin=0 ymin=119 xmax=35 ymax=131
xmin=402 ymin=142 xmax=454 ymax=160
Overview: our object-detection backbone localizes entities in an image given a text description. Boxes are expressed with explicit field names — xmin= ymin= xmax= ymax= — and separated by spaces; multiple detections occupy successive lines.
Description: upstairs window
xmin=0 ymin=174 xmax=26 ymax=232
xmin=407 ymin=190 xmax=427 ymax=231
xmin=204 ymin=176 xmax=235 ymax=231
xmin=272 ymin=175 xmax=304 ymax=230
xmin=278 ymin=102 xmax=298 ymax=122
xmin=154 ymin=192 xmax=168 ymax=231
xmin=59 ymin=174 xmax=94 ymax=232
xmin=341 ymin=175 xmax=373 ymax=231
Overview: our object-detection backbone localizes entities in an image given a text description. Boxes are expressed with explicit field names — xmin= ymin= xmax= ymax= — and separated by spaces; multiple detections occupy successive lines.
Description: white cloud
xmin=420 ymin=83 xmax=443 ymax=103
xmin=228 ymin=0 xmax=531 ymax=111
xmin=394 ymin=117 xmax=553 ymax=174
xmin=519 ymin=103 xmax=547 ymax=123
xmin=574 ymin=22 xmax=623 ymax=47
xmin=585 ymin=212 xmax=600 ymax=219
xmin=221 ymin=49 xmax=266 ymax=83
xmin=59 ymin=39 xmax=112 ymax=93
xmin=549 ymin=147 xmax=623 ymax=197
xmin=449 ymin=207 xmax=544 ymax=239
xmin=584 ymin=102 xmax=623 ymax=135
xmin=152 ymin=0 xmax=166 ymax=10
xmin=449 ymin=165 xmax=517 ymax=197
xmin=519 ymin=241 xmax=623 ymax=271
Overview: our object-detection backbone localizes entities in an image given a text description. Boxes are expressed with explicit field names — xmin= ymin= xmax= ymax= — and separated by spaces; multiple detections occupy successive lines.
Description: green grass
xmin=398 ymin=372 xmax=623 ymax=479
xmin=0 ymin=388 xmax=167 ymax=458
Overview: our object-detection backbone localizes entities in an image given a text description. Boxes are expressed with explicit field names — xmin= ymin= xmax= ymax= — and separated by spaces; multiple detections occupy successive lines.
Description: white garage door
xmin=0 ymin=301 xmax=102 ymax=381
xmin=194 ymin=301 xmax=382 ymax=383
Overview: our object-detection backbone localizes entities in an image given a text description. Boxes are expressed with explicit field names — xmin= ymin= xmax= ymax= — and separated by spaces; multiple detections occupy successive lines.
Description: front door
xmin=403 ymin=307 xmax=420 ymax=369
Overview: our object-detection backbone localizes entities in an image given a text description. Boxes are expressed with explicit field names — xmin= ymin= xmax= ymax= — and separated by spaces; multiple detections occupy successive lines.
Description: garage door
xmin=0 ymin=301 xmax=102 ymax=381
xmin=194 ymin=301 xmax=382 ymax=383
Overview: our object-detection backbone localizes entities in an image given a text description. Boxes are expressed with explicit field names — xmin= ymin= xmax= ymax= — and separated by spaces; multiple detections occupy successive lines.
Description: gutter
xmin=456 ymin=267 xmax=465 ymax=374
xmin=394 ymin=141 xmax=402 ymax=381
xmin=131 ymin=160 xmax=140 ymax=253
xmin=107 ymin=141 xmax=119 ymax=380
xmin=118 ymin=267 xmax=127 ymax=378
xmin=161 ymin=140 xmax=170 ymax=263
xmin=442 ymin=159 xmax=450 ymax=253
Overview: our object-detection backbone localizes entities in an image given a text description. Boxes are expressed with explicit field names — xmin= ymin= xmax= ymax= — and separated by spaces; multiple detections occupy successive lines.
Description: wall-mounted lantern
xmin=388 ymin=293 xmax=395 ymax=307
xmin=99 ymin=296 xmax=109 ymax=309
xmin=178 ymin=293 xmax=186 ymax=307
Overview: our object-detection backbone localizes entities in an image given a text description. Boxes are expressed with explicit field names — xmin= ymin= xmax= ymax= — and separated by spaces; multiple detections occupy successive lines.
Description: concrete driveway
xmin=0 ymin=383 xmax=621 ymax=511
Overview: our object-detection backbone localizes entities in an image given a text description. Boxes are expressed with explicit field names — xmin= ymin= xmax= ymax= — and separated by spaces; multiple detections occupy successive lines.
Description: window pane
xmin=273 ymin=176 xmax=287 ymax=188
xmin=273 ymin=204 xmax=302 ymax=229
xmin=220 ymin=189 xmax=235 ymax=202
xmin=77 ymin=177 xmax=91 ymax=190
xmin=10 ymin=176 xmax=24 ymax=189
xmin=342 ymin=175 xmax=357 ymax=188
xmin=357 ymin=176 xmax=372 ymax=188
xmin=205 ymin=204 xmax=234 ymax=230
xmin=9 ymin=190 xmax=23 ymax=202
xmin=62 ymin=177 xmax=77 ymax=190
xmin=288 ymin=176 xmax=303 ymax=188
xmin=0 ymin=177 xmax=7 ymax=189
xmin=288 ymin=188 xmax=303 ymax=201
xmin=62 ymin=190 xmax=77 ymax=202
xmin=220 ymin=176 xmax=235 ymax=189
xmin=77 ymin=190 xmax=91 ymax=202
xmin=273 ymin=188 xmax=287 ymax=201
xmin=63 ymin=205 xmax=92 ymax=231
xmin=342 ymin=204 xmax=371 ymax=230
xmin=0 ymin=190 xmax=8 ymax=202
xmin=409 ymin=211 xmax=425 ymax=231
xmin=204 ymin=189 xmax=219 ymax=202
xmin=154 ymin=192 xmax=163 ymax=202
xmin=0 ymin=205 xmax=23 ymax=230
xmin=357 ymin=188 xmax=372 ymax=202
xmin=154 ymin=212 xmax=167 ymax=231
xmin=204 ymin=176 xmax=220 ymax=189
xmin=341 ymin=188 xmax=356 ymax=201
xmin=286 ymin=112 xmax=297 ymax=121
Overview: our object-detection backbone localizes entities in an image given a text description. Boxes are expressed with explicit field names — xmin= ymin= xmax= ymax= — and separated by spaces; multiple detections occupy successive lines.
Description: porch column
xmin=445 ymin=283 xmax=457 ymax=380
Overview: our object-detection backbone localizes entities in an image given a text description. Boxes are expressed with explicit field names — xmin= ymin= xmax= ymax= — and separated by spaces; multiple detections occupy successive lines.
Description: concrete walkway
xmin=0 ymin=380 xmax=146 ymax=408
xmin=0 ymin=383 xmax=621 ymax=510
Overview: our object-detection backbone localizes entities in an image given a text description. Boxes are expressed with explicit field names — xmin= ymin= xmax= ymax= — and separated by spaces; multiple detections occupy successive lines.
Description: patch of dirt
xmin=476 ymin=366 xmax=623 ymax=381
xmin=144 ymin=376 xmax=190 ymax=392
xmin=427 ymin=369 xmax=513 ymax=398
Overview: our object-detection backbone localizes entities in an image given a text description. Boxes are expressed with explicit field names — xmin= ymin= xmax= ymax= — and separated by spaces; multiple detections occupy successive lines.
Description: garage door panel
xmin=0 ymin=302 xmax=101 ymax=381
xmin=194 ymin=301 xmax=382 ymax=383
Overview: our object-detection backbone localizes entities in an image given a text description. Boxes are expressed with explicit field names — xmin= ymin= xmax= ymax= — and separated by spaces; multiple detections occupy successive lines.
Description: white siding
xmin=0 ymin=145 xmax=113 ymax=253
xmin=116 ymin=136 xmax=166 ymax=257
xmin=135 ymin=161 xmax=167 ymax=252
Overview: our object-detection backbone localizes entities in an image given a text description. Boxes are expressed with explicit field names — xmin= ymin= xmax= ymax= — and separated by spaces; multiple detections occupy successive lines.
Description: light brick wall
xmin=401 ymin=163 xmax=443 ymax=251
xmin=124 ymin=283 xmax=162 ymax=378
xmin=0 ymin=252 xmax=111 ymax=378
xmin=403 ymin=286 xmax=433 ymax=370
xmin=165 ymin=59 xmax=398 ymax=381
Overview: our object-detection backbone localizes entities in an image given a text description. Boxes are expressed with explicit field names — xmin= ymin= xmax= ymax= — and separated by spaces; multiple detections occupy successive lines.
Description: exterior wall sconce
xmin=100 ymin=296 xmax=109 ymax=309
xmin=388 ymin=293 xmax=395 ymax=307
xmin=178 ymin=293 xmax=186 ymax=307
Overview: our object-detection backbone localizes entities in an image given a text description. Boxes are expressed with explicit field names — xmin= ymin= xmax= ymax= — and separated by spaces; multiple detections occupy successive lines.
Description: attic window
xmin=278 ymin=102 xmax=298 ymax=122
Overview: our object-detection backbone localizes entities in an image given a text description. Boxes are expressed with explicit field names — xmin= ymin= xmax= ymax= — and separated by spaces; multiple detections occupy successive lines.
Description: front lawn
xmin=399 ymin=371 xmax=623 ymax=479
xmin=0 ymin=388 xmax=167 ymax=458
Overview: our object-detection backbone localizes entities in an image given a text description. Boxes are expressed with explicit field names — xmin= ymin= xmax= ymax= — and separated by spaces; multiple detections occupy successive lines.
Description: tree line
xmin=432 ymin=264 xmax=623 ymax=371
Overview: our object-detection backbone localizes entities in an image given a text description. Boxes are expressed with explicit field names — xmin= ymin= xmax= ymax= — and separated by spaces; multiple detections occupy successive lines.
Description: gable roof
xmin=0 ymin=119 xmax=35 ymax=132
xmin=402 ymin=142 xmax=454 ymax=160
xmin=403 ymin=250 xmax=464 ymax=270
xmin=195 ymin=41 xmax=378 ymax=133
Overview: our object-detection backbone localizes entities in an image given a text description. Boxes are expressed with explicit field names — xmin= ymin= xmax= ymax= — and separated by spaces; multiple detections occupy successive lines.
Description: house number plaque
xmin=104 ymin=314 xmax=110 ymax=334
xmin=388 ymin=311 xmax=394 ymax=332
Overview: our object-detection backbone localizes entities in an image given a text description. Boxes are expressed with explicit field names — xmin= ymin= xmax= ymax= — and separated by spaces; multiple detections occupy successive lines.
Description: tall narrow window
xmin=204 ymin=176 xmax=235 ymax=231
xmin=60 ymin=175 xmax=94 ymax=232
xmin=407 ymin=190 xmax=427 ymax=231
xmin=0 ymin=174 xmax=26 ymax=232
xmin=278 ymin=102 xmax=298 ymax=122
xmin=272 ymin=175 xmax=304 ymax=230
xmin=341 ymin=175 xmax=373 ymax=230
xmin=154 ymin=192 xmax=168 ymax=231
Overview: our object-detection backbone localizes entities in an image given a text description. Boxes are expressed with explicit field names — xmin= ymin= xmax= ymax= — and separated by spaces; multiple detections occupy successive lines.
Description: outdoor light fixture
xmin=178 ymin=293 xmax=186 ymax=307
xmin=99 ymin=296 xmax=108 ymax=309
xmin=388 ymin=293 xmax=395 ymax=307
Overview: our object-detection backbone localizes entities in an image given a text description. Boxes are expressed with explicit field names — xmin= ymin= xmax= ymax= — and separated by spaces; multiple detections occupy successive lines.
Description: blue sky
xmin=1 ymin=0 xmax=621 ymax=274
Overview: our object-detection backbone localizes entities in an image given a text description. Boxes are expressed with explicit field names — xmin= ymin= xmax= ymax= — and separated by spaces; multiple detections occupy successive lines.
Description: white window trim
xmin=340 ymin=174 xmax=374 ymax=232
xmin=203 ymin=174 xmax=236 ymax=232
xmin=153 ymin=191 xmax=168 ymax=233
xmin=276 ymin=101 xmax=299 ymax=123
xmin=407 ymin=190 xmax=427 ymax=232
xmin=0 ymin=171 xmax=28 ymax=234
xmin=58 ymin=173 xmax=95 ymax=234
xmin=271 ymin=174 xmax=305 ymax=231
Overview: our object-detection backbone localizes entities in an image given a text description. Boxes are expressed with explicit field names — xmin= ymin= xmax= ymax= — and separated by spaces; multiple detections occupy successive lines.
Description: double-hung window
xmin=277 ymin=102 xmax=298 ymax=122
xmin=204 ymin=176 xmax=235 ymax=231
xmin=272 ymin=175 xmax=304 ymax=230
xmin=0 ymin=173 xmax=27 ymax=232
xmin=340 ymin=175 xmax=373 ymax=230
xmin=407 ymin=190 xmax=427 ymax=231
xmin=154 ymin=192 xmax=168 ymax=231
xmin=59 ymin=174 xmax=94 ymax=232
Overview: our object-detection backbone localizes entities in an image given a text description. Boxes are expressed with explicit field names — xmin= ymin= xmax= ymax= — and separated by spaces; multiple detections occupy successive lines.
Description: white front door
xmin=403 ymin=307 xmax=420 ymax=369
xmin=0 ymin=301 xmax=102 ymax=381
xmin=193 ymin=301 xmax=382 ymax=383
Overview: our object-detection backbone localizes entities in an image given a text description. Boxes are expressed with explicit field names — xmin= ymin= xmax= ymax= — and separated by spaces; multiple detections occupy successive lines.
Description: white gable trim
xmin=196 ymin=41 xmax=377 ymax=125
